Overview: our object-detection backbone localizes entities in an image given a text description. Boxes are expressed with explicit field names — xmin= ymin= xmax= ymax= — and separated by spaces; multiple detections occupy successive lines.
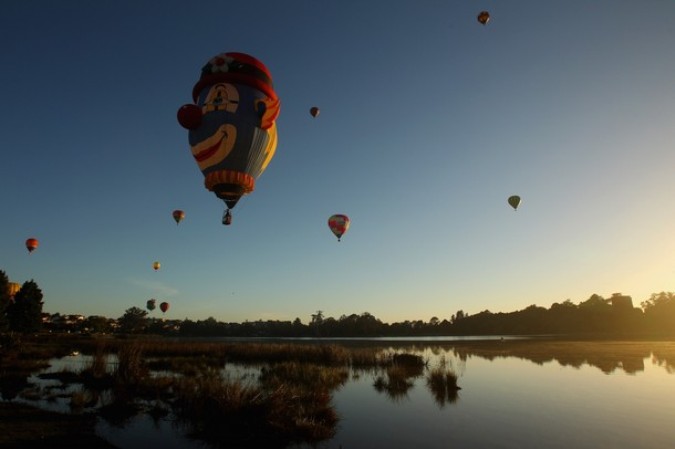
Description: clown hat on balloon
xmin=177 ymin=52 xmax=280 ymax=225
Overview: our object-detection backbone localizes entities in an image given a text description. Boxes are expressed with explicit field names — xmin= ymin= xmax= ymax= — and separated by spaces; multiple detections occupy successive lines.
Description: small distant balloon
xmin=508 ymin=195 xmax=521 ymax=211
xmin=172 ymin=209 xmax=185 ymax=225
xmin=477 ymin=11 xmax=490 ymax=25
xmin=310 ymin=107 xmax=320 ymax=118
xmin=26 ymin=238 xmax=39 ymax=253
xmin=328 ymin=214 xmax=350 ymax=242
xmin=146 ymin=299 xmax=157 ymax=311
xmin=160 ymin=301 xmax=170 ymax=313
xmin=153 ymin=261 xmax=161 ymax=271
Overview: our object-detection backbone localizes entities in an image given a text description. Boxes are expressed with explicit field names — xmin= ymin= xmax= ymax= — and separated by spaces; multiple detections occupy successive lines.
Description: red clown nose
xmin=177 ymin=104 xmax=202 ymax=129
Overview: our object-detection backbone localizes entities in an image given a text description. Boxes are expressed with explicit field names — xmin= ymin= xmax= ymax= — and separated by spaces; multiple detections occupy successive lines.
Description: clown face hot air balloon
xmin=25 ymin=238 xmax=39 ymax=253
xmin=328 ymin=214 xmax=350 ymax=242
xmin=160 ymin=301 xmax=170 ymax=313
xmin=177 ymin=52 xmax=280 ymax=225
xmin=508 ymin=195 xmax=521 ymax=211
xmin=172 ymin=209 xmax=185 ymax=225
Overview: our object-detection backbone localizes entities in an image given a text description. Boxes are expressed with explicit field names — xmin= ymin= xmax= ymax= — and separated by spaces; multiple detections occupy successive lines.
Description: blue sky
xmin=2 ymin=1 xmax=675 ymax=323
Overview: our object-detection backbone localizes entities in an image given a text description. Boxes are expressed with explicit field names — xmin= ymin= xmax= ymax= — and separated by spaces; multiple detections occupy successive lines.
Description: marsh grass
xmin=371 ymin=352 xmax=429 ymax=400
xmin=6 ymin=336 xmax=487 ymax=447
xmin=377 ymin=365 xmax=415 ymax=398
xmin=426 ymin=366 xmax=460 ymax=407
xmin=89 ymin=342 xmax=108 ymax=378
xmin=70 ymin=388 xmax=99 ymax=412
xmin=114 ymin=342 xmax=147 ymax=384
xmin=259 ymin=362 xmax=349 ymax=391
xmin=146 ymin=355 xmax=224 ymax=376
xmin=172 ymin=371 xmax=339 ymax=447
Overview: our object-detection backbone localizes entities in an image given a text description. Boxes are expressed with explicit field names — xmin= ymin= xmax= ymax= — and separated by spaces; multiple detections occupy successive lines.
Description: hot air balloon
xmin=160 ymin=301 xmax=170 ymax=313
xmin=328 ymin=214 xmax=350 ymax=242
xmin=310 ymin=107 xmax=320 ymax=118
xmin=508 ymin=195 xmax=521 ymax=211
xmin=177 ymin=52 xmax=280 ymax=225
xmin=153 ymin=261 xmax=161 ymax=271
xmin=477 ymin=11 xmax=490 ymax=25
xmin=25 ymin=238 xmax=38 ymax=253
xmin=172 ymin=209 xmax=185 ymax=225
xmin=7 ymin=282 xmax=20 ymax=300
xmin=146 ymin=298 xmax=157 ymax=311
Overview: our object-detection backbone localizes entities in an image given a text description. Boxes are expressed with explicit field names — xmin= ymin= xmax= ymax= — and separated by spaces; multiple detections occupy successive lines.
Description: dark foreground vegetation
xmin=0 ymin=401 xmax=118 ymax=449
xmin=2 ymin=333 xmax=675 ymax=448
xmin=0 ymin=334 xmax=462 ymax=448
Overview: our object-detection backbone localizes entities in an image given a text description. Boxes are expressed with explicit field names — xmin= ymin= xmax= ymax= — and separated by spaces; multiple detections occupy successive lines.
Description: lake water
xmin=13 ymin=339 xmax=675 ymax=449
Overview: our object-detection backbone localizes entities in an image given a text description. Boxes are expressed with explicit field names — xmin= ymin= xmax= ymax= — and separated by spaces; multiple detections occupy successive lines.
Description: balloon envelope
xmin=172 ymin=210 xmax=185 ymax=224
xmin=178 ymin=52 xmax=280 ymax=215
xmin=25 ymin=238 xmax=38 ymax=253
xmin=328 ymin=214 xmax=350 ymax=241
xmin=160 ymin=302 xmax=170 ymax=313
xmin=146 ymin=299 xmax=157 ymax=311
xmin=153 ymin=261 xmax=161 ymax=271
xmin=508 ymin=195 xmax=521 ymax=210
xmin=310 ymin=107 xmax=320 ymax=117
xmin=477 ymin=11 xmax=490 ymax=25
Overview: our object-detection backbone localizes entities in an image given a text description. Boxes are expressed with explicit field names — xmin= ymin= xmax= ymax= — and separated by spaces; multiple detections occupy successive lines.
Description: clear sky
xmin=2 ymin=1 xmax=675 ymax=324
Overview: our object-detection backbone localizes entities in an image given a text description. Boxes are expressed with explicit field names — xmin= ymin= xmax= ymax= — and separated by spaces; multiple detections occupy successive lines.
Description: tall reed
xmin=114 ymin=342 xmax=147 ymax=384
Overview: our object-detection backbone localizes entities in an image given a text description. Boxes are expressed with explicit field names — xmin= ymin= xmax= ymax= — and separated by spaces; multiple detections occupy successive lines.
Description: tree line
xmin=173 ymin=292 xmax=674 ymax=338
xmin=2 ymin=269 xmax=674 ymax=337
xmin=0 ymin=270 xmax=43 ymax=334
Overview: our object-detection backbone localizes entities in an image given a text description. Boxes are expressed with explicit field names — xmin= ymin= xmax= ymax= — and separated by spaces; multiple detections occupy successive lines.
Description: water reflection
xmin=446 ymin=340 xmax=672 ymax=374
xmin=372 ymin=353 xmax=425 ymax=401
xmin=4 ymin=340 xmax=675 ymax=449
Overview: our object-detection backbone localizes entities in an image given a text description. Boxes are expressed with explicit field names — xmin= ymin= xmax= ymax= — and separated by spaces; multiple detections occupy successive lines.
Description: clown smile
xmin=191 ymin=124 xmax=237 ymax=171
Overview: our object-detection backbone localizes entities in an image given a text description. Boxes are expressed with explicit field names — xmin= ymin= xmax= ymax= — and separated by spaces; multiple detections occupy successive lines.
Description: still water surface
xmin=19 ymin=339 xmax=675 ymax=448
xmin=318 ymin=342 xmax=674 ymax=449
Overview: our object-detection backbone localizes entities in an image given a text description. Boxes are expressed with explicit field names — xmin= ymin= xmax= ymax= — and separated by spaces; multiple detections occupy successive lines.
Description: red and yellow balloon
xmin=328 ymin=214 xmax=350 ymax=242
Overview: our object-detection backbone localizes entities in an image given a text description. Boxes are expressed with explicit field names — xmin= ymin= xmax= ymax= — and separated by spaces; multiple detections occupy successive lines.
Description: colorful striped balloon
xmin=328 ymin=214 xmax=350 ymax=242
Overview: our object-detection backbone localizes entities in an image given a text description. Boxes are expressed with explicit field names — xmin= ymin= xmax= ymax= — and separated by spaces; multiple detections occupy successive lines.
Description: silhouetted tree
xmin=641 ymin=292 xmax=675 ymax=333
xmin=6 ymin=280 xmax=44 ymax=333
xmin=84 ymin=315 xmax=113 ymax=333
xmin=310 ymin=310 xmax=324 ymax=337
xmin=311 ymin=310 xmax=324 ymax=325
xmin=118 ymin=307 xmax=148 ymax=334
